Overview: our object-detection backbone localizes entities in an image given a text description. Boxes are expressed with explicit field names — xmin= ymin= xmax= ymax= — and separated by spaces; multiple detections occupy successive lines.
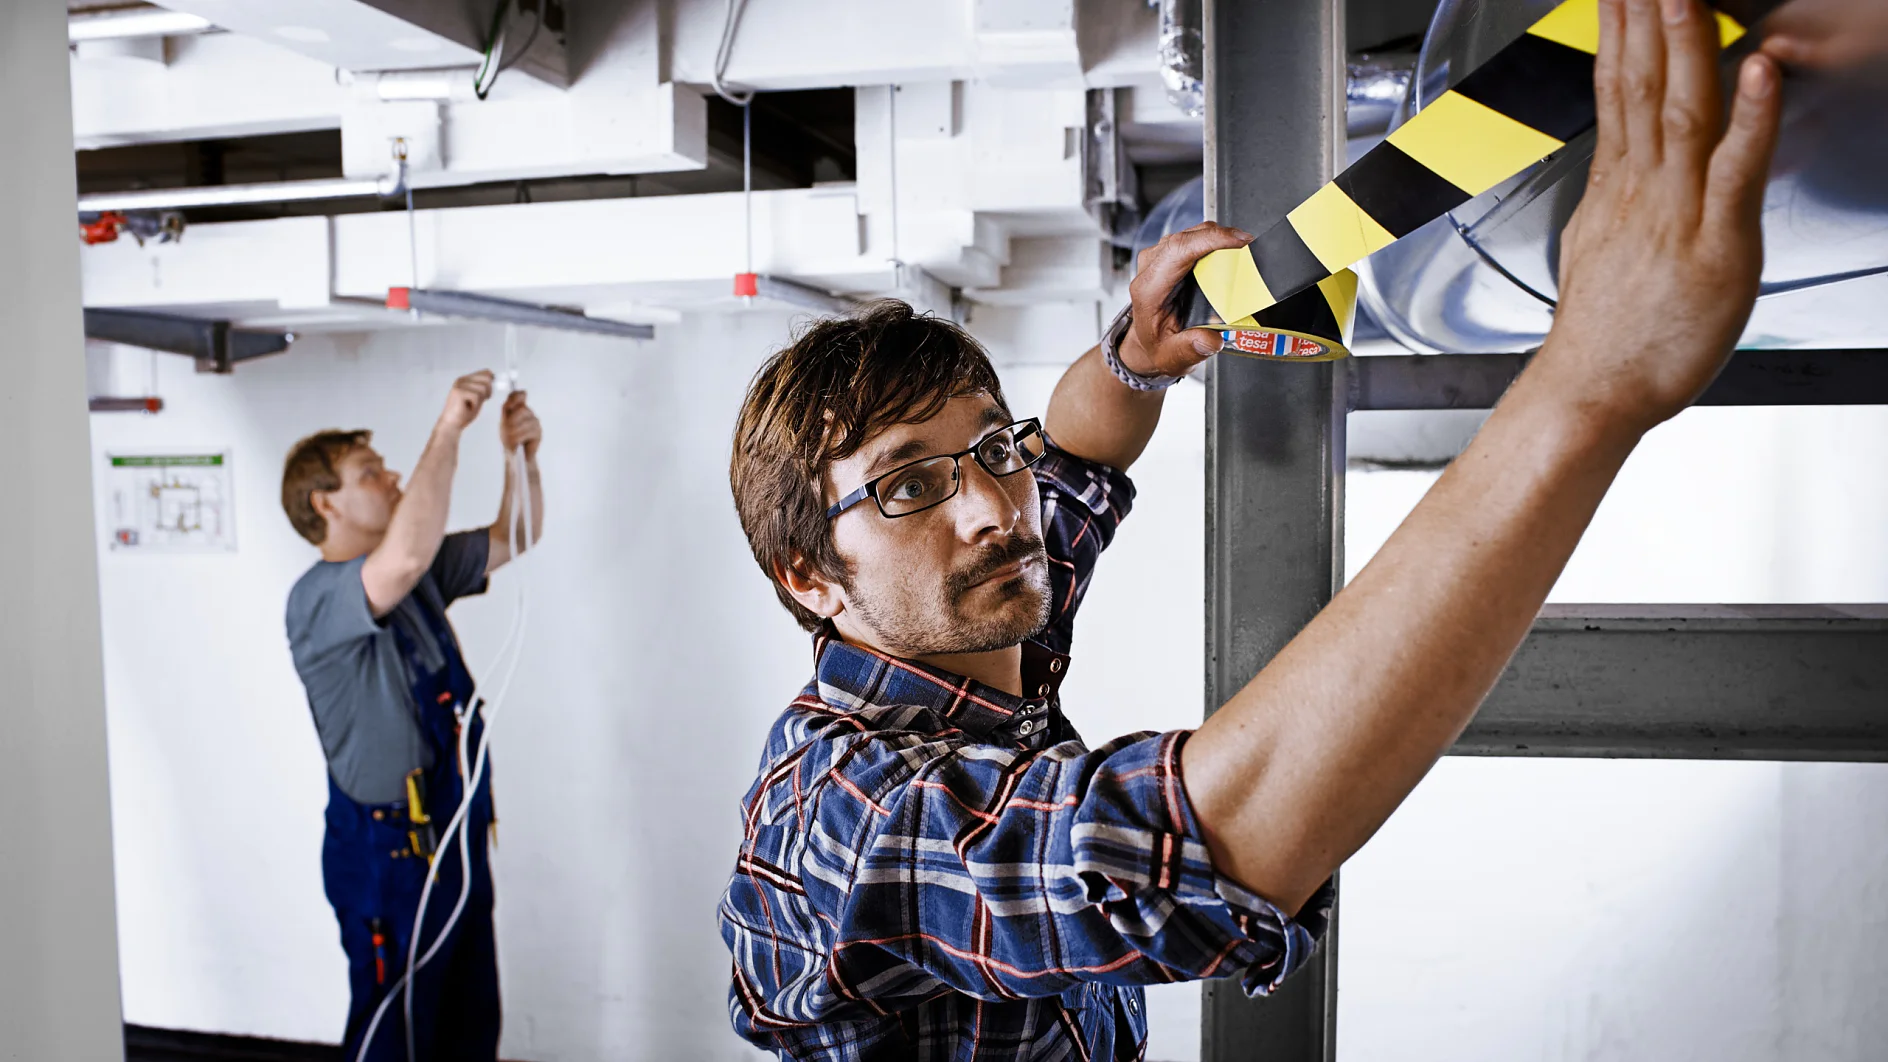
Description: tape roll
xmin=1178 ymin=0 xmax=1777 ymax=361
xmin=1167 ymin=265 xmax=1359 ymax=362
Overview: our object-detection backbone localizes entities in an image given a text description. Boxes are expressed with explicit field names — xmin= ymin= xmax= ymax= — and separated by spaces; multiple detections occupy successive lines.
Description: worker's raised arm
xmin=1043 ymin=224 xmax=1249 ymax=471
xmin=360 ymin=370 xmax=492 ymax=616
xmin=487 ymin=390 xmax=545 ymax=572
xmin=1179 ymin=0 xmax=1784 ymax=914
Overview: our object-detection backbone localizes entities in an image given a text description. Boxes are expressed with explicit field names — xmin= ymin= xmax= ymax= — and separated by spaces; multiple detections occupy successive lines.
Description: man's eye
xmin=984 ymin=440 xmax=1013 ymax=462
xmin=891 ymin=477 xmax=930 ymax=501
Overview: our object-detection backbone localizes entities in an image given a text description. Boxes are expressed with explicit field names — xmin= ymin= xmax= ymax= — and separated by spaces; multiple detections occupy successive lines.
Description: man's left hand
xmin=1118 ymin=222 xmax=1255 ymax=379
xmin=499 ymin=391 xmax=543 ymax=458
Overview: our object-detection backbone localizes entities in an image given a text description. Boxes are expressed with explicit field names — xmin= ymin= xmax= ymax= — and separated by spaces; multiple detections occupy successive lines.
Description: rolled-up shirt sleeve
xmin=792 ymin=725 xmax=1332 ymax=1012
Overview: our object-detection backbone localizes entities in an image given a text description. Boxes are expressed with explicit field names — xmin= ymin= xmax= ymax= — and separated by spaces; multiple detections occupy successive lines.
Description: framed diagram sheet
xmin=104 ymin=451 xmax=236 ymax=553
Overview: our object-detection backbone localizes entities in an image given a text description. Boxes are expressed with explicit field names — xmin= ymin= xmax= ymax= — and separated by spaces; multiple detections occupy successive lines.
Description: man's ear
xmin=309 ymin=490 xmax=339 ymax=529
xmin=776 ymin=553 xmax=845 ymax=620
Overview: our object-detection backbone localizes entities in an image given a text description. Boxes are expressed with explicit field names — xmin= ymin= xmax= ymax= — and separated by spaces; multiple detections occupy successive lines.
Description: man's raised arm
xmin=361 ymin=371 xmax=492 ymax=615
xmin=1177 ymin=0 xmax=1784 ymax=914
xmin=1044 ymin=226 xmax=1253 ymax=471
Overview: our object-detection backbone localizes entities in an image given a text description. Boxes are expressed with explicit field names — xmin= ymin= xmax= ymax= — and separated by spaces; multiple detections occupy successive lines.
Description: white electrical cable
xmin=353 ymin=335 xmax=534 ymax=1062
xmin=711 ymin=0 xmax=755 ymax=106
xmin=888 ymin=85 xmax=901 ymax=269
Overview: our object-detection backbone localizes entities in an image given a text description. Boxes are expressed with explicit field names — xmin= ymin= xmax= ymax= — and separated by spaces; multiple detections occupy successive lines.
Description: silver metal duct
xmin=1156 ymin=0 xmax=1205 ymax=118
xmin=1358 ymin=0 xmax=1888 ymax=354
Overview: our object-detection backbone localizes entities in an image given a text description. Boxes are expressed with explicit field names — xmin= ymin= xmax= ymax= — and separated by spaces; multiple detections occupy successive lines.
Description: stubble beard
xmin=845 ymin=534 xmax=1054 ymax=657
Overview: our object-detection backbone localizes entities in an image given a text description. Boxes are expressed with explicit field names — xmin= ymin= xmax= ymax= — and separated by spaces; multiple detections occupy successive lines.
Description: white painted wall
xmin=89 ymin=309 xmax=1888 ymax=1061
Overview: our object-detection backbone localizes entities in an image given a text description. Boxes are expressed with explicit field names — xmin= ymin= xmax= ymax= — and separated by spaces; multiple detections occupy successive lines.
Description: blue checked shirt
xmin=721 ymin=444 xmax=1333 ymax=1060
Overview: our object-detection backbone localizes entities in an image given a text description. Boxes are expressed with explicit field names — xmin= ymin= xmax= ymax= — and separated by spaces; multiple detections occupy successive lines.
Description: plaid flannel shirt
xmin=721 ymin=443 xmax=1333 ymax=1060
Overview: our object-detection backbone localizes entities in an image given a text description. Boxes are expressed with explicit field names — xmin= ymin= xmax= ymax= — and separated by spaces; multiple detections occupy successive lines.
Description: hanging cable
xmin=711 ymin=0 xmax=755 ymax=106
xmin=888 ymin=85 xmax=902 ymax=269
xmin=397 ymin=139 xmax=420 ymax=320
xmin=472 ymin=0 xmax=514 ymax=100
xmin=352 ymin=329 xmax=536 ymax=1062
xmin=495 ymin=2 xmax=542 ymax=75
xmin=733 ymin=102 xmax=759 ymax=302
xmin=744 ymin=102 xmax=754 ymax=281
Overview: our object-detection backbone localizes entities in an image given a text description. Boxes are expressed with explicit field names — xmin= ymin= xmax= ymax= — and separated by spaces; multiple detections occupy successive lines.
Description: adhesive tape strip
xmin=1177 ymin=0 xmax=1775 ymax=361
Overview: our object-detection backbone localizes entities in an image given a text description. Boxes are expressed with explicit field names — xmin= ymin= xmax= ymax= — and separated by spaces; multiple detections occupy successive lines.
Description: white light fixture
xmin=68 ymin=9 xmax=214 ymax=42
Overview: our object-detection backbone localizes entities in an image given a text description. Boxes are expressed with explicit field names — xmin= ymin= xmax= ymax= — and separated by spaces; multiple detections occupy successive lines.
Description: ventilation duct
xmin=1357 ymin=0 xmax=1888 ymax=354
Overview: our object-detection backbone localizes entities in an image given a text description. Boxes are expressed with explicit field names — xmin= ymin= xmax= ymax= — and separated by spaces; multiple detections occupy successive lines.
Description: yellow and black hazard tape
xmin=1176 ymin=0 xmax=1779 ymax=362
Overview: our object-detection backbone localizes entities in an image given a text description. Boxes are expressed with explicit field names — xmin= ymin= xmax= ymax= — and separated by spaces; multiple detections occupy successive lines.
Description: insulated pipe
xmin=68 ymin=8 xmax=214 ymax=42
xmin=77 ymin=177 xmax=397 ymax=213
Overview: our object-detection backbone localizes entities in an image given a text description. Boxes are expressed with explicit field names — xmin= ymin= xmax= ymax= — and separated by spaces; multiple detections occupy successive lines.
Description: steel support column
xmin=1202 ymin=0 xmax=1346 ymax=1058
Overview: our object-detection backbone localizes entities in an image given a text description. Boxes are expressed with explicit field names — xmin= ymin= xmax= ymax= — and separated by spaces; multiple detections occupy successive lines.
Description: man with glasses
xmin=721 ymin=1 xmax=1783 ymax=1056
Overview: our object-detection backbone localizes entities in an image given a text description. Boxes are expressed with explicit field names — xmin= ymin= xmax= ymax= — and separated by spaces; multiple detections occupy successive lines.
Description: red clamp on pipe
xmin=386 ymin=287 xmax=412 ymax=311
xmin=733 ymin=273 xmax=759 ymax=298
xmin=80 ymin=211 xmax=126 ymax=246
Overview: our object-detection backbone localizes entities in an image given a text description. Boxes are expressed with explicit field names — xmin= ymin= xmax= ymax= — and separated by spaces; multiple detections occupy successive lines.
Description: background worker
xmin=720 ymin=0 xmax=1783 ymax=1056
xmin=280 ymin=371 xmax=543 ymax=1062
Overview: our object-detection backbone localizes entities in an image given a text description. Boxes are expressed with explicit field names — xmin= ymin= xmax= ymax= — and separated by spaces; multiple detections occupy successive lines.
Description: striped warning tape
xmin=1176 ymin=0 xmax=1778 ymax=361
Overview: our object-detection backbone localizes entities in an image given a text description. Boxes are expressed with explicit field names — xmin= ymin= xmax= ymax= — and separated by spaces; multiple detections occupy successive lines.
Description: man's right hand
xmin=439 ymin=371 xmax=496 ymax=433
xmin=1536 ymin=0 xmax=1782 ymax=438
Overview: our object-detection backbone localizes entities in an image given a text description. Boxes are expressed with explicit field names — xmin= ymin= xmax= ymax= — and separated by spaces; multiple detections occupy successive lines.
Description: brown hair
xmin=281 ymin=429 xmax=373 ymax=545
xmin=730 ymin=300 xmax=1008 ymax=631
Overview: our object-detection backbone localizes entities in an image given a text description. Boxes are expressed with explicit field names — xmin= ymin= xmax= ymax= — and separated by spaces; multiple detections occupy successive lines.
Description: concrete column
xmin=0 ymin=2 xmax=127 ymax=1059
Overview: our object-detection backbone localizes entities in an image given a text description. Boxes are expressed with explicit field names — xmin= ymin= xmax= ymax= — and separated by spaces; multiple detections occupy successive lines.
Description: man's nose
xmin=953 ymin=457 xmax=1020 ymax=539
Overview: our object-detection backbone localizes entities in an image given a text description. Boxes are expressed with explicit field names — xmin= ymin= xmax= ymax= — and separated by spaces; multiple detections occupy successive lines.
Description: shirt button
xmin=1050 ymin=658 xmax=1064 ymax=674
xmin=1019 ymin=720 xmax=1035 ymax=735
xmin=1037 ymin=683 xmax=1051 ymax=697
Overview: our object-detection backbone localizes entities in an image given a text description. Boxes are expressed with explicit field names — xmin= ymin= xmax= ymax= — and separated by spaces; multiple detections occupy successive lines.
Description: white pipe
xmin=68 ymin=9 xmax=214 ymax=42
xmin=78 ymin=177 xmax=395 ymax=213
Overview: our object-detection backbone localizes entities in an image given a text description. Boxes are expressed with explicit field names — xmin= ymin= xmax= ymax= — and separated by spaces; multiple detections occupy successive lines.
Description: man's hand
xmin=1118 ymin=222 xmax=1253 ymax=379
xmin=1180 ymin=0 xmax=1786 ymax=918
xmin=1763 ymin=0 xmax=1888 ymax=70
xmin=1537 ymin=0 xmax=1782 ymax=437
xmin=498 ymin=392 xmax=543 ymax=458
xmin=439 ymin=371 xmax=495 ymax=433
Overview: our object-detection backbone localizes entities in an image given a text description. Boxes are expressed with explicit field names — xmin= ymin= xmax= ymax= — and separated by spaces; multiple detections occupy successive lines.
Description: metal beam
xmin=1457 ymin=605 xmax=1888 ymax=760
xmin=1350 ymin=349 xmax=1888 ymax=411
xmin=82 ymin=308 xmax=293 ymax=374
xmin=386 ymin=288 xmax=657 ymax=340
xmin=1201 ymin=0 xmax=1343 ymax=1056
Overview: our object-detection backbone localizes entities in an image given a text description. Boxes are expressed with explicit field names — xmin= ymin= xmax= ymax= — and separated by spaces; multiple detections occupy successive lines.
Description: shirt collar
xmin=811 ymin=624 xmax=1071 ymax=744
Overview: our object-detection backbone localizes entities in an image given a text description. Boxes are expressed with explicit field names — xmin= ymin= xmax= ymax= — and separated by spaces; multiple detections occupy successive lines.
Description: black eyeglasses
xmin=826 ymin=418 xmax=1047 ymax=520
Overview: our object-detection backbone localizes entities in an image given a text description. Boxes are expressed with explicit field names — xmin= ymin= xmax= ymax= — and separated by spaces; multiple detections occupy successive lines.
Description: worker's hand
xmin=1540 ymin=0 xmax=1782 ymax=436
xmin=1763 ymin=0 xmax=1888 ymax=71
xmin=439 ymin=370 xmax=495 ymax=433
xmin=499 ymin=391 xmax=543 ymax=458
xmin=1120 ymin=222 xmax=1252 ymax=379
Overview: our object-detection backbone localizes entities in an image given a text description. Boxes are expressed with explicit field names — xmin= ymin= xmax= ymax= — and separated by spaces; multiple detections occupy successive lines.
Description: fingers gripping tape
xmin=1177 ymin=0 xmax=1774 ymax=361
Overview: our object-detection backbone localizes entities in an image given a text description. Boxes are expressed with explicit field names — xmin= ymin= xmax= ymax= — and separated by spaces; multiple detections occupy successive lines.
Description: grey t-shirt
xmin=286 ymin=530 xmax=491 ymax=805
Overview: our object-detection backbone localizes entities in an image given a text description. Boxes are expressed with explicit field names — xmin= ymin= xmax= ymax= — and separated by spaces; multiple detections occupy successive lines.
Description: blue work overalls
xmin=322 ymin=589 xmax=501 ymax=1062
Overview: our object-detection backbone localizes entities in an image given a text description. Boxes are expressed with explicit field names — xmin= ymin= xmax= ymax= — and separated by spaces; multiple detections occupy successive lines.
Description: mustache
xmin=944 ymin=534 xmax=1047 ymax=597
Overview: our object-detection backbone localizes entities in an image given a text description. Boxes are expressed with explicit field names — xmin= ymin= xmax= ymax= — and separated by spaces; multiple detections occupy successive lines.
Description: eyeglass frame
xmin=825 ymin=417 xmax=1047 ymax=520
